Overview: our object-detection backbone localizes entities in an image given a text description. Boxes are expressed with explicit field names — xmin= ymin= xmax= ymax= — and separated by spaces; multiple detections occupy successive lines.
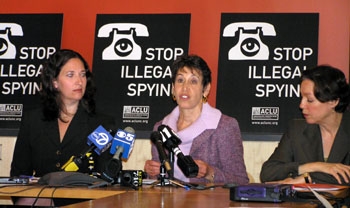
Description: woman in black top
xmin=11 ymin=49 xmax=115 ymax=177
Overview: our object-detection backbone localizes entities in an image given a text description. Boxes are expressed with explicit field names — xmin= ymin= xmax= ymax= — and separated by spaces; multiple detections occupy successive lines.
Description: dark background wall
xmin=1 ymin=0 xmax=348 ymax=107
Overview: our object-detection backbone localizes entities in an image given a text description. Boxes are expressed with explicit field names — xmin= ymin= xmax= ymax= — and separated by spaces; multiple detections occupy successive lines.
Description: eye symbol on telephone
xmin=223 ymin=22 xmax=276 ymax=60
xmin=98 ymin=23 xmax=149 ymax=60
xmin=0 ymin=23 xmax=23 ymax=59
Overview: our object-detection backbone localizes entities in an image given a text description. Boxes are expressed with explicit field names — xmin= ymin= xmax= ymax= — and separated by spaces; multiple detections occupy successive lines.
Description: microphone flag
xmin=87 ymin=125 xmax=113 ymax=155
xmin=110 ymin=127 xmax=136 ymax=160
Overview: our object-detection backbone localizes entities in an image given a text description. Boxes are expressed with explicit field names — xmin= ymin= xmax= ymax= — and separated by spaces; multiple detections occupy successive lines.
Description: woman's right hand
xmin=144 ymin=160 xmax=161 ymax=177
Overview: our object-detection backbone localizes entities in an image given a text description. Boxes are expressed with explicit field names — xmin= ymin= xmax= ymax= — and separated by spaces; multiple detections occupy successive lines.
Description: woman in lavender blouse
xmin=144 ymin=54 xmax=249 ymax=185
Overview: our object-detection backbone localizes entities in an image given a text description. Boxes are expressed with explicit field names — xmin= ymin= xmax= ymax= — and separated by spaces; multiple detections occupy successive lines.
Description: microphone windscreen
xmin=157 ymin=124 xmax=166 ymax=132
xmin=124 ymin=126 xmax=135 ymax=134
xmin=150 ymin=131 xmax=162 ymax=143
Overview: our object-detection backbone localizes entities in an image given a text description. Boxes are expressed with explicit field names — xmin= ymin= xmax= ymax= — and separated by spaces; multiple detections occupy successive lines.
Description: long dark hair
xmin=40 ymin=49 xmax=96 ymax=120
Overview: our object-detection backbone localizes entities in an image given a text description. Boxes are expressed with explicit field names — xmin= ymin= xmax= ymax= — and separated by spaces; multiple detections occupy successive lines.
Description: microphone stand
xmin=169 ymin=151 xmax=174 ymax=180
xmin=158 ymin=151 xmax=173 ymax=186
xmin=152 ymin=152 xmax=189 ymax=190
xmin=159 ymin=164 xmax=167 ymax=186
xmin=167 ymin=152 xmax=190 ymax=189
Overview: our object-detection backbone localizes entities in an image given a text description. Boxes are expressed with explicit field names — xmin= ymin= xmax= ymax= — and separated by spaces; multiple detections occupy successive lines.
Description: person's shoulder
xmin=92 ymin=111 xmax=116 ymax=126
xmin=216 ymin=114 xmax=240 ymax=132
xmin=84 ymin=108 xmax=115 ymax=128
xmin=19 ymin=107 xmax=45 ymax=129
xmin=342 ymin=111 xmax=350 ymax=122
xmin=93 ymin=111 xmax=114 ymax=120
xmin=220 ymin=113 xmax=238 ymax=124
xmin=153 ymin=120 xmax=163 ymax=131
xmin=288 ymin=118 xmax=307 ymax=127
xmin=340 ymin=111 xmax=350 ymax=135
xmin=286 ymin=118 xmax=310 ymax=133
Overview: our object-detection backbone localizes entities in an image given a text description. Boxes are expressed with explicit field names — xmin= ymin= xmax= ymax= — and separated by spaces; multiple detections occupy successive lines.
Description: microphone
xmin=61 ymin=125 xmax=114 ymax=172
xmin=150 ymin=131 xmax=172 ymax=177
xmin=100 ymin=127 xmax=136 ymax=183
xmin=158 ymin=125 xmax=199 ymax=178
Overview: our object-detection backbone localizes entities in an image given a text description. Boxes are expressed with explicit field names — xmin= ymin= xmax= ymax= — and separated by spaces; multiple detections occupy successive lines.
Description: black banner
xmin=217 ymin=13 xmax=319 ymax=138
xmin=92 ymin=14 xmax=191 ymax=137
xmin=0 ymin=14 xmax=63 ymax=135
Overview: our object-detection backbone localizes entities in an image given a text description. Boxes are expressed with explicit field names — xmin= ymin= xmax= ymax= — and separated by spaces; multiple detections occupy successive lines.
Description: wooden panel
xmin=0 ymin=137 xmax=17 ymax=177
xmin=243 ymin=141 xmax=279 ymax=183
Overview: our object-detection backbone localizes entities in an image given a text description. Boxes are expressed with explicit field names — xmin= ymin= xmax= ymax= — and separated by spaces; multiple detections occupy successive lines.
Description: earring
xmin=202 ymin=95 xmax=207 ymax=103
xmin=172 ymin=94 xmax=176 ymax=101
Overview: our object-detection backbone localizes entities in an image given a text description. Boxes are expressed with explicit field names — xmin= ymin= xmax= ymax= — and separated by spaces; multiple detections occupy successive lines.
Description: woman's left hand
xmin=299 ymin=162 xmax=350 ymax=184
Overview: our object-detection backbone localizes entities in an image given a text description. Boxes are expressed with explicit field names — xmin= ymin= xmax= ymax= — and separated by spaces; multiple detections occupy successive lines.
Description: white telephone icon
xmin=0 ymin=23 xmax=23 ymax=59
xmin=98 ymin=23 xmax=149 ymax=60
xmin=223 ymin=22 xmax=276 ymax=60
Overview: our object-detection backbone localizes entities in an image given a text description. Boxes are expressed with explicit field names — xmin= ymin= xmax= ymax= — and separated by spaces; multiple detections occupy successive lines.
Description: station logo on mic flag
xmin=87 ymin=125 xmax=113 ymax=155
xmin=110 ymin=129 xmax=136 ymax=159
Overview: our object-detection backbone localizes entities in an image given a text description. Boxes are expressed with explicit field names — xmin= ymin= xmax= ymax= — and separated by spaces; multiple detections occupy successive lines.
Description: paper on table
xmin=292 ymin=183 xmax=349 ymax=191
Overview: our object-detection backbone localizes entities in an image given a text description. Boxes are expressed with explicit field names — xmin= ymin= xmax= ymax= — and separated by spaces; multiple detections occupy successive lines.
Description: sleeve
xmin=259 ymin=122 xmax=300 ymax=182
xmin=212 ymin=116 xmax=249 ymax=185
xmin=10 ymin=110 xmax=35 ymax=177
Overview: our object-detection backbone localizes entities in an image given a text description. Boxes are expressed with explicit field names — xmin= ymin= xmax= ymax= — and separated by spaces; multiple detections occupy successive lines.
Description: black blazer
xmin=260 ymin=111 xmax=350 ymax=184
xmin=10 ymin=105 xmax=116 ymax=177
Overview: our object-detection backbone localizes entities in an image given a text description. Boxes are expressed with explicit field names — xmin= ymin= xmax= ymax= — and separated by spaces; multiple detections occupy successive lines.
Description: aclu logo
xmin=251 ymin=107 xmax=279 ymax=120
xmin=123 ymin=105 xmax=149 ymax=119
xmin=0 ymin=104 xmax=23 ymax=117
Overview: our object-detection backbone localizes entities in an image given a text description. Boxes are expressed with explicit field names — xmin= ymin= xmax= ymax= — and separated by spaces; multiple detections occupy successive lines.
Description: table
xmin=0 ymin=184 xmax=346 ymax=207
xmin=62 ymin=186 xmax=321 ymax=208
